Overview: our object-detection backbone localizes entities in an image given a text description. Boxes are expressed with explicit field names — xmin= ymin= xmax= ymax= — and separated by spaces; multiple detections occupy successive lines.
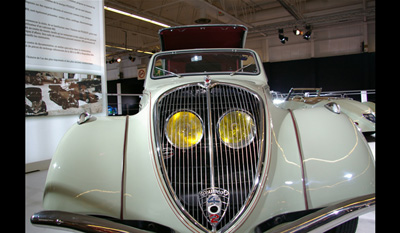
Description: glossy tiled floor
xmin=26 ymin=142 xmax=376 ymax=233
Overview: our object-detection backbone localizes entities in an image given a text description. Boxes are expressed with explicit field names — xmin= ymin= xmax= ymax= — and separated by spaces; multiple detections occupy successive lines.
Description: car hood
xmin=158 ymin=24 xmax=247 ymax=51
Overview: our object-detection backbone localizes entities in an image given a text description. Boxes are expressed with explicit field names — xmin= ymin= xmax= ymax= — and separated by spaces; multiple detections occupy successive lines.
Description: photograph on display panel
xmin=25 ymin=70 xmax=102 ymax=117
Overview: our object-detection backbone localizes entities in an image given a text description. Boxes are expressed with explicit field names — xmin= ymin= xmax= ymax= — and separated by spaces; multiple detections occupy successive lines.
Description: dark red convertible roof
xmin=159 ymin=24 xmax=248 ymax=51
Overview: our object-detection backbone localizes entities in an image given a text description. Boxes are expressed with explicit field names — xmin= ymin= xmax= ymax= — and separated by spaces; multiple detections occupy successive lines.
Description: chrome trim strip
xmin=31 ymin=210 xmax=149 ymax=233
xmin=264 ymin=193 xmax=375 ymax=233
xmin=120 ymin=115 xmax=130 ymax=220
xmin=205 ymin=85 xmax=216 ymax=190
xmin=288 ymin=109 xmax=309 ymax=210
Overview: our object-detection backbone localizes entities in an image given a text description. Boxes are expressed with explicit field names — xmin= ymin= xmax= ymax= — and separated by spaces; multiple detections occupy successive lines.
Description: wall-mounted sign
xmin=25 ymin=0 xmax=105 ymax=116
xmin=138 ymin=68 xmax=146 ymax=80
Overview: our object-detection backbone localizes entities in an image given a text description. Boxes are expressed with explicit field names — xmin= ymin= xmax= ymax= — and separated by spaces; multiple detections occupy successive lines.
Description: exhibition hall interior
xmin=26 ymin=0 xmax=375 ymax=232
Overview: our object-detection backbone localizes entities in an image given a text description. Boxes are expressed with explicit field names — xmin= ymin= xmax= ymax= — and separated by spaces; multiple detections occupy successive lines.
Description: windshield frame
xmin=150 ymin=49 xmax=260 ymax=79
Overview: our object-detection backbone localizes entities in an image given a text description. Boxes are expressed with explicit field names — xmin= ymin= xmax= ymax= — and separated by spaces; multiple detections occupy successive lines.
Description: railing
xmin=271 ymin=89 xmax=375 ymax=104
xmin=107 ymin=89 xmax=376 ymax=116
xmin=320 ymin=89 xmax=375 ymax=102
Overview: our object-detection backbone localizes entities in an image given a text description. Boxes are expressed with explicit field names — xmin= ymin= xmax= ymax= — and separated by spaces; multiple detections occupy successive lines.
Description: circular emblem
xmin=198 ymin=188 xmax=230 ymax=228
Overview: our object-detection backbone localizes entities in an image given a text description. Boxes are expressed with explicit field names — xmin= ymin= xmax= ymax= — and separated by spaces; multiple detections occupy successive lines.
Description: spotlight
xmin=116 ymin=57 xmax=122 ymax=63
xmin=128 ymin=55 xmax=136 ymax=62
xmin=278 ymin=28 xmax=288 ymax=44
xmin=293 ymin=27 xmax=303 ymax=36
xmin=303 ymin=25 xmax=312 ymax=40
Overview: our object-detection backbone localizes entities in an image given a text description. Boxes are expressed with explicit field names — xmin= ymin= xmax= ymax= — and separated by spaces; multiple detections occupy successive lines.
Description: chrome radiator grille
xmin=154 ymin=83 xmax=265 ymax=232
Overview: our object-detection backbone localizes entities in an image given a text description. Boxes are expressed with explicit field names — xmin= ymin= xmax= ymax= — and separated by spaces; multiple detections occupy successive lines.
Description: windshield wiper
xmin=230 ymin=62 xmax=255 ymax=76
xmin=155 ymin=66 xmax=182 ymax=78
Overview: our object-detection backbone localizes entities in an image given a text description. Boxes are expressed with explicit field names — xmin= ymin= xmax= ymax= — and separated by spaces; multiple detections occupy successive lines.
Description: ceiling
xmin=104 ymin=0 xmax=375 ymax=57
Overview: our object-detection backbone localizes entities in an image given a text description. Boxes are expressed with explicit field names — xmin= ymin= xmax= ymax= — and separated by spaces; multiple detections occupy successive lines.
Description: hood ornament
xmin=199 ymin=75 xmax=212 ymax=89
xmin=204 ymin=75 xmax=211 ymax=86
xmin=198 ymin=187 xmax=230 ymax=230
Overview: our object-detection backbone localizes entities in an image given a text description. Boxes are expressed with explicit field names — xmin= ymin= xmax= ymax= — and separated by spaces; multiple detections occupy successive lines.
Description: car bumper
xmin=31 ymin=193 xmax=375 ymax=233
xmin=263 ymin=193 xmax=375 ymax=233
xmin=31 ymin=211 xmax=150 ymax=233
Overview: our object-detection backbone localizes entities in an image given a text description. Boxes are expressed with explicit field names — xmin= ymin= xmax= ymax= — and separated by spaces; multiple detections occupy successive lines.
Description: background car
xmin=25 ymin=87 xmax=48 ymax=116
xmin=48 ymin=85 xmax=79 ymax=110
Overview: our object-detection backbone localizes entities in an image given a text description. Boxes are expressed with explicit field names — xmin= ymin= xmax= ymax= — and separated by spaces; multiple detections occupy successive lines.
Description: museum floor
xmin=26 ymin=141 xmax=376 ymax=233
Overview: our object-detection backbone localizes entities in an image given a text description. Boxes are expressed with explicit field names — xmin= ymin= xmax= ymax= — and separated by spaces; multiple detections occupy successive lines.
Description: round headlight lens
xmin=218 ymin=110 xmax=256 ymax=149
xmin=165 ymin=111 xmax=203 ymax=149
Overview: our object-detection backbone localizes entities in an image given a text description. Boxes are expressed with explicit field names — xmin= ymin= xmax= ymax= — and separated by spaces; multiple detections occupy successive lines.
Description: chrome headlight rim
xmin=217 ymin=109 xmax=257 ymax=149
xmin=164 ymin=109 xmax=204 ymax=149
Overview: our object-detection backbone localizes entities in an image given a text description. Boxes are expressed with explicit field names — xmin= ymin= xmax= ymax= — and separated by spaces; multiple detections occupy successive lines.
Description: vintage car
xmin=31 ymin=25 xmax=375 ymax=233
xmin=25 ymin=87 xmax=48 ymax=116
xmin=69 ymin=83 xmax=99 ymax=103
xmin=49 ymin=85 xmax=79 ymax=110
xmin=25 ymin=71 xmax=43 ymax=85
xmin=278 ymin=88 xmax=375 ymax=134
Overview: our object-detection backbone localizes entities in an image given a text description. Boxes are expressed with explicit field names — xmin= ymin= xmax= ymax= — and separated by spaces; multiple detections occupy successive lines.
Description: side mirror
xmin=77 ymin=112 xmax=96 ymax=125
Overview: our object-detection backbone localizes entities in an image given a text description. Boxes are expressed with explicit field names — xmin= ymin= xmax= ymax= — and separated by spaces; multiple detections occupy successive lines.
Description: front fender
xmin=291 ymin=107 xmax=375 ymax=208
xmin=43 ymin=116 xmax=128 ymax=218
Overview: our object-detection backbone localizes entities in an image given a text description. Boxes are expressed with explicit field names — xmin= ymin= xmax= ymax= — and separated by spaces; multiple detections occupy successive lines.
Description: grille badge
xmin=198 ymin=188 xmax=230 ymax=229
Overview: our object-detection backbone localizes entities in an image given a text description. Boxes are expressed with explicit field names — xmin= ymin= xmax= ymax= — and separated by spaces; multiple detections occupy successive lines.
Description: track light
xmin=303 ymin=25 xmax=312 ymax=40
xmin=116 ymin=58 xmax=122 ymax=63
xmin=278 ymin=28 xmax=288 ymax=44
xmin=293 ymin=27 xmax=303 ymax=36
xmin=129 ymin=55 xmax=136 ymax=62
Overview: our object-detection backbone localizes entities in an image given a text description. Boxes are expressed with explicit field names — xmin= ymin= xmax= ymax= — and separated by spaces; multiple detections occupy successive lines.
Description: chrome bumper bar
xmin=31 ymin=193 xmax=374 ymax=233
xmin=30 ymin=211 xmax=149 ymax=233
xmin=265 ymin=193 xmax=375 ymax=233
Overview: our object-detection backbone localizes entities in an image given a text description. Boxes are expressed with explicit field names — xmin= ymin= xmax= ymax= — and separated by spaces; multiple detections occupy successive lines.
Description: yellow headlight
xmin=165 ymin=111 xmax=203 ymax=149
xmin=218 ymin=110 xmax=256 ymax=149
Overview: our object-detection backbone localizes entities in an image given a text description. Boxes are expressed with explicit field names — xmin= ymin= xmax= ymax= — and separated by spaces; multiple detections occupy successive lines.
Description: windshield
xmin=151 ymin=50 xmax=259 ymax=79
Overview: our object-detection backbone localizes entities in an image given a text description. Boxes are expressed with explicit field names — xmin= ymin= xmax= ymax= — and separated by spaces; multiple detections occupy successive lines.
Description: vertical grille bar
xmin=155 ymin=83 xmax=265 ymax=232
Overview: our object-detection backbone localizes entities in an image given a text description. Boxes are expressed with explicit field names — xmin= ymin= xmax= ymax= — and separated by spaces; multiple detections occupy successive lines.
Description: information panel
xmin=25 ymin=0 xmax=105 ymax=116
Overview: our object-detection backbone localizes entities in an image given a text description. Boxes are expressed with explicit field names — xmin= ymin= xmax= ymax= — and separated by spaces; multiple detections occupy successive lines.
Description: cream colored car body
xmin=279 ymin=88 xmax=375 ymax=133
xmin=36 ymin=25 xmax=375 ymax=233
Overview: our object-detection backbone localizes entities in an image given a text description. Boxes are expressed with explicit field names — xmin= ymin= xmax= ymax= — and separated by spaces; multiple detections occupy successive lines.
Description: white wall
xmin=25 ymin=115 xmax=77 ymax=165
xmin=25 ymin=83 xmax=107 ymax=171
xmin=246 ymin=21 xmax=375 ymax=63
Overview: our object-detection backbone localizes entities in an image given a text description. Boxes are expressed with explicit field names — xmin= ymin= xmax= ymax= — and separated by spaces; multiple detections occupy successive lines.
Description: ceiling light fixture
xmin=105 ymin=45 xmax=154 ymax=55
xmin=293 ymin=27 xmax=303 ymax=36
xmin=104 ymin=6 xmax=170 ymax=28
xmin=129 ymin=55 xmax=136 ymax=62
xmin=303 ymin=25 xmax=312 ymax=40
xmin=278 ymin=28 xmax=288 ymax=44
